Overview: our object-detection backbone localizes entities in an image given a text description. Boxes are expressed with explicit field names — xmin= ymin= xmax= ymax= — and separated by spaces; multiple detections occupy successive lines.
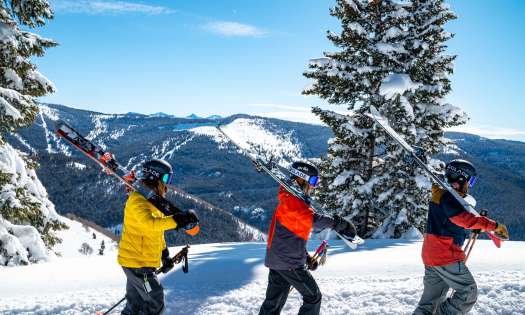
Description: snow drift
xmin=0 ymin=240 xmax=523 ymax=314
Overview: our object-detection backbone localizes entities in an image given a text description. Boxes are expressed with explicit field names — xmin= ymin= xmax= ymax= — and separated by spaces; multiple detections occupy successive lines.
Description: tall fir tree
xmin=304 ymin=0 xmax=465 ymax=238
xmin=0 ymin=0 xmax=66 ymax=265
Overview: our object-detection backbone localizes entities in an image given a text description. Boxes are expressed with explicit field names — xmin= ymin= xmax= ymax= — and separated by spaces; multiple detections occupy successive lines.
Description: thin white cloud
xmin=255 ymin=111 xmax=323 ymax=125
xmin=248 ymin=103 xmax=312 ymax=112
xmin=248 ymin=104 xmax=352 ymax=125
xmin=203 ymin=21 xmax=266 ymax=37
xmin=448 ymin=125 xmax=525 ymax=142
xmin=51 ymin=0 xmax=174 ymax=15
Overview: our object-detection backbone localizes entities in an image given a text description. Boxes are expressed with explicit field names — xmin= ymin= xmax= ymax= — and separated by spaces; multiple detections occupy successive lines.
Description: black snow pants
xmin=259 ymin=267 xmax=322 ymax=315
xmin=121 ymin=267 xmax=165 ymax=315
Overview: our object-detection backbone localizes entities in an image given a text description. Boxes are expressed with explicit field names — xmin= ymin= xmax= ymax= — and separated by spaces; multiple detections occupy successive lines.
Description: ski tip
xmin=487 ymin=232 xmax=503 ymax=248
xmin=55 ymin=120 xmax=70 ymax=130
xmin=353 ymin=235 xmax=365 ymax=245
xmin=369 ymin=105 xmax=380 ymax=116
xmin=336 ymin=232 xmax=365 ymax=250
xmin=185 ymin=224 xmax=200 ymax=236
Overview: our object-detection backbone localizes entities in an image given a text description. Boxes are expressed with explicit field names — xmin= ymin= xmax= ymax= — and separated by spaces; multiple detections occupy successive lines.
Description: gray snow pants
xmin=121 ymin=267 xmax=165 ymax=315
xmin=413 ymin=261 xmax=478 ymax=315
xmin=259 ymin=268 xmax=322 ymax=315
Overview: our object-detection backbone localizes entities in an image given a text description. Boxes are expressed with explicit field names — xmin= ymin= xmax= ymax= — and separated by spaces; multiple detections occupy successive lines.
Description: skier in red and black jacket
xmin=259 ymin=161 xmax=357 ymax=315
xmin=414 ymin=159 xmax=509 ymax=315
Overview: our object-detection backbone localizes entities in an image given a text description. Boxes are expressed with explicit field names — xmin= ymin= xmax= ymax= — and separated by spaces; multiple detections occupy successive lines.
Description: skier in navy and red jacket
xmin=414 ymin=159 xmax=509 ymax=315
xmin=259 ymin=161 xmax=357 ymax=315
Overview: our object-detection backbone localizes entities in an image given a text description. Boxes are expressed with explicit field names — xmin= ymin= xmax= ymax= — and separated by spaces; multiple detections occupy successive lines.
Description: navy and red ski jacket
xmin=265 ymin=186 xmax=335 ymax=270
xmin=422 ymin=184 xmax=497 ymax=266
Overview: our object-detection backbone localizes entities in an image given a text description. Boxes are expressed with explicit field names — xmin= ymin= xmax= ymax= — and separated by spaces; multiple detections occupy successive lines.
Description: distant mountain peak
xmin=150 ymin=112 xmax=174 ymax=118
xmin=186 ymin=113 xmax=201 ymax=119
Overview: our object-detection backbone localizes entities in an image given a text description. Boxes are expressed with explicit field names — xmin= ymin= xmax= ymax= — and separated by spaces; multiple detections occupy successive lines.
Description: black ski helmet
xmin=445 ymin=159 xmax=477 ymax=186
xmin=141 ymin=159 xmax=174 ymax=185
xmin=289 ymin=161 xmax=320 ymax=186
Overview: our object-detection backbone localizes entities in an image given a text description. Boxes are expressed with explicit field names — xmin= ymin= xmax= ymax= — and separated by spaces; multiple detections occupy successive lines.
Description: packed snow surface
xmin=0 ymin=240 xmax=523 ymax=314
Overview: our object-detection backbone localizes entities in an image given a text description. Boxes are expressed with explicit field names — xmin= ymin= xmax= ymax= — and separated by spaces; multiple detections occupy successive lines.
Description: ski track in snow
xmin=160 ymin=135 xmax=195 ymax=160
xmin=12 ymin=133 xmax=36 ymax=155
xmin=38 ymin=108 xmax=72 ymax=156
xmin=39 ymin=109 xmax=56 ymax=154
xmin=0 ymin=240 xmax=523 ymax=315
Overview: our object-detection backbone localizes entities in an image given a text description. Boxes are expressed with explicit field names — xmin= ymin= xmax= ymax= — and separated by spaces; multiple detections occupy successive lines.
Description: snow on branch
xmin=379 ymin=73 xmax=421 ymax=100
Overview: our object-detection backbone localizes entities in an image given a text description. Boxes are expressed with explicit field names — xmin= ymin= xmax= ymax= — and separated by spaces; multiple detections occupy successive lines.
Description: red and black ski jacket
xmin=422 ymin=185 xmax=497 ymax=266
xmin=265 ymin=186 xmax=335 ymax=270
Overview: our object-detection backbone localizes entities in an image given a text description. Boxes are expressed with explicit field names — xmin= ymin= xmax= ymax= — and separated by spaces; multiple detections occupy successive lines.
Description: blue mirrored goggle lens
xmin=308 ymin=176 xmax=319 ymax=187
xmin=162 ymin=173 xmax=173 ymax=185
xmin=468 ymin=176 xmax=477 ymax=188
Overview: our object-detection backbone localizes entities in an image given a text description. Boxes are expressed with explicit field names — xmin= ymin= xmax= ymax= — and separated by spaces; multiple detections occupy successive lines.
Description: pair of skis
xmin=215 ymin=126 xmax=365 ymax=249
xmin=55 ymin=121 xmax=200 ymax=236
xmin=365 ymin=106 xmax=507 ymax=246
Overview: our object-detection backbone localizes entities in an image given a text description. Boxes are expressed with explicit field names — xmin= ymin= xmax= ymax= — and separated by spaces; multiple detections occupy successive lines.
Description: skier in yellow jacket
xmin=118 ymin=159 xmax=199 ymax=315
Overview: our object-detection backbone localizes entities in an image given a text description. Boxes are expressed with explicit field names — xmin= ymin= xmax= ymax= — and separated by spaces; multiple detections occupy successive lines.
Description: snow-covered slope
xmin=190 ymin=117 xmax=303 ymax=165
xmin=0 ymin=240 xmax=523 ymax=314
xmin=52 ymin=216 xmax=117 ymax=259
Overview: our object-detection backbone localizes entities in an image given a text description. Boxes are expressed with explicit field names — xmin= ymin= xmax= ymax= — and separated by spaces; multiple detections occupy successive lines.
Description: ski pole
xmin=98 ymin=297 xmax=126 ymax=315
xmin=464 ymin=231 xmax=480 ymax=263
xmin=444 ymin=210 xmax=488 ymax=304
xmin=289 ymin=240 xmax=329 ymax=294
xmin=463 ymin=210 xmax=487 ymax=263
xmin=97 ymin=245 xmax=190 ymax=315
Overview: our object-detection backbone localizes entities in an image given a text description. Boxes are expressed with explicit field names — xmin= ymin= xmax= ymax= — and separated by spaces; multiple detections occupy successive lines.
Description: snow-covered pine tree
xmin=406 ymin=0 xmax=466 ymax=152
xmin=0 ymin=0 xmax=66 ymax=266
xmin=304 ymin=0 xmax=464 ymax=238
xmin=304 ymin=0 xmax=413 ymax=236
xmin=372 ymin=0 xmax=466 ymax=237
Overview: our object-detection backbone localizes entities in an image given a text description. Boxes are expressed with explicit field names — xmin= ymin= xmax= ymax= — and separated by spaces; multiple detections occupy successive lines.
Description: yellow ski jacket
xmin=118 ymin=191 xmax=177 ymax=268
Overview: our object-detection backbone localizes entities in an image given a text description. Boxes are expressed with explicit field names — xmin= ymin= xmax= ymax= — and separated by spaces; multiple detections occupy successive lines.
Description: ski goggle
xmin=308 ymin=175 xmax=319 ymax=187
xmin=289 ymin=167 xmax=319 ymax=187
xmin=162 ymin=173 xmax=174 ymax=185
xmin=468 ymin=176 xmax=477 ymax=188
xmin=139 ymin=168 xmax=174 ymax=185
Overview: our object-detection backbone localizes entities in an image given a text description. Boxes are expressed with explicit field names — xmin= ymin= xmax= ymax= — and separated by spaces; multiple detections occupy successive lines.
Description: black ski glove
xmin=306 ymin=254 xmax=319 ymax=271
xmin=159 ymin=248 xmax=174 ymax=274
xmin=333 ymin=215 xmax=357 ymax=239
xmin=172 ymin=209 xmax=199 ymax=230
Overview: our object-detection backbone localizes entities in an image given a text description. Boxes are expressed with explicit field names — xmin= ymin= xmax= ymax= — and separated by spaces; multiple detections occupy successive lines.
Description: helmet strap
xmin=451 ymin=181 xmax=468 ymax=195
xmin=295 ymin=178 xmax=311 ymax=195
xmin=157 ymin=182 xmax=168 ymax=198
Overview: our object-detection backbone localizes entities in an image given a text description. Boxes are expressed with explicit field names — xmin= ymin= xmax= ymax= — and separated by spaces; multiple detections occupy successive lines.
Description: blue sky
xmin=35 ymin=0 xmax=524 ymax=141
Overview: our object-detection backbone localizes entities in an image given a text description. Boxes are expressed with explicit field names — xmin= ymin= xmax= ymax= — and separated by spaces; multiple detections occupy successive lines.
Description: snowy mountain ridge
xmin=8 ymin=103 xmax=525 ymax=243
